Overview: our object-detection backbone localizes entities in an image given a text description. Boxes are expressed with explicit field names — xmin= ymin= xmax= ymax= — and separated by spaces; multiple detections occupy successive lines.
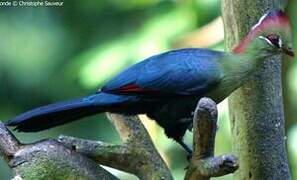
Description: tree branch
xmin=0 ymin=123 xmax=20 ymax=162
xmin=0 ymin=114 xmax=173 ymax=179
xmin=1 ymin=98 xmax=238 ymax=179
xmin=59 ymin=113 xmax=173 ymax=180
xmin=185 ymin=98 xmax=239 ymax=180
xmin=0 ymin=122 xmax=118 ymax=180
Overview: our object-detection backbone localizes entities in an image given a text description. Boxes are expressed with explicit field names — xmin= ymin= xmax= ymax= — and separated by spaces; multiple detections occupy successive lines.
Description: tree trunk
xmin=222 ymin=1 xmax=291 ymax=179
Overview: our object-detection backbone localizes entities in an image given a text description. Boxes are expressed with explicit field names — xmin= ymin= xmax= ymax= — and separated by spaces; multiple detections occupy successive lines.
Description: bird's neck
xmin=221 ymin=52 xmax=265 ymax=78
xmin=211 ymin=44 xmax=275 ymax=102
xmin=223 ymin=37 xmax=277 ymax=75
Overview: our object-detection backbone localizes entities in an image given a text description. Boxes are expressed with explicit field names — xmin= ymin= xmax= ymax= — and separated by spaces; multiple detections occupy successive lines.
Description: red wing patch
xmin=113 ymin=84 xmax=156 ymax=93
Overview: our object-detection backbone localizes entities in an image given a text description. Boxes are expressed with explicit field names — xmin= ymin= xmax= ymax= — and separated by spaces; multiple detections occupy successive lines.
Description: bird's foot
xmin=176 ymin=139 xmax=193 ymax=161
xmin=186 ymin=153 xmax=192 ymax=161
xmin=187 ymin=123 xmax=193 ymax=132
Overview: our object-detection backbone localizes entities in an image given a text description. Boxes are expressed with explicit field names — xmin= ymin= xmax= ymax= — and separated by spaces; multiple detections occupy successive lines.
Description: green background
xmin=0 ymin=0 xmax=296 ymax=179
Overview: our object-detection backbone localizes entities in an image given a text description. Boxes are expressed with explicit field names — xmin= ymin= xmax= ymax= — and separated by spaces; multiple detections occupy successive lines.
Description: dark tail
xmin=6 ymin=92 xmax=138 ymax=132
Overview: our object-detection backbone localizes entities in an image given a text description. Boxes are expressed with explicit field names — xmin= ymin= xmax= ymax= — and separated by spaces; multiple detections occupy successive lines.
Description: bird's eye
xmin=266 ymin=34 xmax=281 ymax=47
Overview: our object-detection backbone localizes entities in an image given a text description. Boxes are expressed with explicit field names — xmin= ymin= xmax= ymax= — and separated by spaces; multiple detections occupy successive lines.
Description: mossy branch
xmin=0 ymin=114 xmax=173 ymax=179
xmin=0 ymin=122 xmax=117 ymax=180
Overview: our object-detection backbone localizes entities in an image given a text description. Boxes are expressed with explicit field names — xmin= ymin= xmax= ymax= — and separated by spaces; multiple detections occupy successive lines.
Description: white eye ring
xmin=278 ymin=38 xmax=283 ymax=48
xmin=259 ymin=36 xmax=274 ymax=46
xmin=259 ymin=36 xmax=283 ymax=48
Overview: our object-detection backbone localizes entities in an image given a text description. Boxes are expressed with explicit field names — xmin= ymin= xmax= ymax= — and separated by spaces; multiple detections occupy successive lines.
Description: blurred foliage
xmin=0 ymin=0 xmax=296 ymax=179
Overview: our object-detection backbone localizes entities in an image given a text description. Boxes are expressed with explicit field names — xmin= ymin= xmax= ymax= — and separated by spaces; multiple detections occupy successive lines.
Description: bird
xmin=6 ymin=10 xmax=294 ymax=156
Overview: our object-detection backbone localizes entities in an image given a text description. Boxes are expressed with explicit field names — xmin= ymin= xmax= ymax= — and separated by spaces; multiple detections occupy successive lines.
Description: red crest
xmin=233 ymin=10 xmax=290 ymax=54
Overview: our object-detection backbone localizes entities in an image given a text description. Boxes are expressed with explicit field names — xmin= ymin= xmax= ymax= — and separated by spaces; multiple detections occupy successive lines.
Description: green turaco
xmin=7 ymin=10 xmax=294 ymax=155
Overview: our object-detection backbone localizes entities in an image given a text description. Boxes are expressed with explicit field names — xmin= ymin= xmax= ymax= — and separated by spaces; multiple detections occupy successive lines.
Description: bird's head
xmin=233 ymin=10 xmax=294 ymax=58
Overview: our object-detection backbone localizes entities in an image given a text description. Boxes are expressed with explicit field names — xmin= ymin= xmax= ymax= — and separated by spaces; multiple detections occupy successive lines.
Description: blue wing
xmin=101 ymin=48 xmax=225 ymax=96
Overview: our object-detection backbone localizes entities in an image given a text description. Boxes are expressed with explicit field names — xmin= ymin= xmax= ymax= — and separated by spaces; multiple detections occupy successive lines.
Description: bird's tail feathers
xmin=6 ymin=92 xmax=132 ymax=132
